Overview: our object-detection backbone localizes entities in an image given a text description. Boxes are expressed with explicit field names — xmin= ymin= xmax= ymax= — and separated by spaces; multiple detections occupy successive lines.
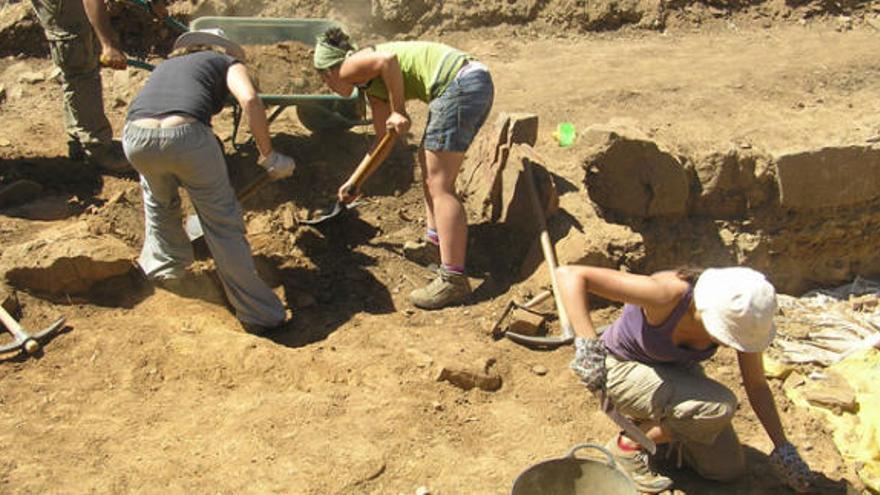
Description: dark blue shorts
xmin=423 ymin=67 xmax=495 ymax=152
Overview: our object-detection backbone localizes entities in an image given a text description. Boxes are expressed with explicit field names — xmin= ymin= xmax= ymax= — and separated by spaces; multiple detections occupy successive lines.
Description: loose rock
xmin=582 ymin=124 xmax=689 ymax=218
xmin=435 ymin=363 xmax=502 ymax=391
xmin=1 ymin=222 xmax=136 ymax=296
xmin=803 ymin=371 xmax=858 ymax=414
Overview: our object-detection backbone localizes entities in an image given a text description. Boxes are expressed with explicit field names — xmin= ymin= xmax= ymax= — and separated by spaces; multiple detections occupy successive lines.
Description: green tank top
xmin=365 ymin=41 xmax=471 ymax=104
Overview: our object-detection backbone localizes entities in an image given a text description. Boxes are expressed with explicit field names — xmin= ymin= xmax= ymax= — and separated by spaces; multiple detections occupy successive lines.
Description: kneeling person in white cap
xmin=123 ymin=29 xmax=295 ymax=334
xmin=555 ymin=264 xmax=815 ymax=493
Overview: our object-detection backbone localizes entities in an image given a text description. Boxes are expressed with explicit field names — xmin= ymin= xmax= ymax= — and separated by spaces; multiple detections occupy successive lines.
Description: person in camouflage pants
xmin=29 ymin=0 xmax=131 ymax=172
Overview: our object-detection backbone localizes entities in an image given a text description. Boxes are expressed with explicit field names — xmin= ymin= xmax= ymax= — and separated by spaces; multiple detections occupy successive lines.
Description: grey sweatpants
xmin=30 ymin=0 xmax=112 ymax=148
xmin=122 ymin=121 xmax=285 ymax=327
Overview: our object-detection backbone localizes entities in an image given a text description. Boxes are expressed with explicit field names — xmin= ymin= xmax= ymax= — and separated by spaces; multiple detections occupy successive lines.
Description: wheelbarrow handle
xmin=126 ymin=58 xmax=155 ymax=71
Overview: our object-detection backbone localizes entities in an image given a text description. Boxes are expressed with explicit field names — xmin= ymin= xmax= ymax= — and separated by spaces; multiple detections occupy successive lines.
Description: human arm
xmin=227 ymin=63 xmax=294 ymax=179
xmin=556 ymin=266 xmax=690 ymax=340
xmin=738 ymin=352 xmax=814 ymax=492
xmin=557 ymin=266 xmax=688 ymax=391
xmin=338 ymin=50 xmax=410 ymax=134
xmin=82 ymin=0 xmax=126 ymax=70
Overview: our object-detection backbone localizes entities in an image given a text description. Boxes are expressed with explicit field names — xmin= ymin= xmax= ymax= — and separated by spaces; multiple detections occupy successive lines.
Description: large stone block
xmin=459 ymin=113 xmax=557 ymax=232
xmin=1 ymin=222 xmax=136 ymax=296
xmin=775 ymin=145 xmax=880 ymax=210
xmin=582 ymin=125 xmax=689 ymax=218
xmin=690 ymin=149 xmax=774 ymax=218
xmin=497 ymin=144 xmax=559 ymax=235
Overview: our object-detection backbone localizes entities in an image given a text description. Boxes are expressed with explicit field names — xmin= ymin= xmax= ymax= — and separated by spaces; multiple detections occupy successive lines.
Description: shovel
xmin=301 ymin=129 xmax=397 ymax=225
xmin=185 ymin=170 xmax=272 ymax=243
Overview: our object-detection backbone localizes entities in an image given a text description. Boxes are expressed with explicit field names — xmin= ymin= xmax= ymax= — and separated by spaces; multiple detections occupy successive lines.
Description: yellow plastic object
xmin=764 ymin=355 xmax=794 ymax=380
xmin=786 ymin=348 xmax=880 ymax=491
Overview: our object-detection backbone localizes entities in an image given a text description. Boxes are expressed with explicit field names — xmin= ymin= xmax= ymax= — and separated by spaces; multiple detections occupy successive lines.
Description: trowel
xmin=301 ymin=129 xmax=397 ymax=225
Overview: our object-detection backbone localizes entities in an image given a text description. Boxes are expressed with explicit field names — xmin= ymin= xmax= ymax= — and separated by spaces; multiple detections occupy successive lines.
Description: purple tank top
xmin=601 ymin=287 xmax=718 ymax=365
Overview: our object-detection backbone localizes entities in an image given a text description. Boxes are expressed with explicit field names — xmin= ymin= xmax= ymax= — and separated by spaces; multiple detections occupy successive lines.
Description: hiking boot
xmin=409 ymin=266 xmax=471 ymax=310
xmin=605 ymin=434 xmax=673 ymax=494
xmin=85 ymin=142 xmax=132 ymax=173
xmin=402 ymin=239 xmax=440 ymax=267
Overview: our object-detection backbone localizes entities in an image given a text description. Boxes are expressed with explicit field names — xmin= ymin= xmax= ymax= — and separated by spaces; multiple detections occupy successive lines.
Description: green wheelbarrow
xmin=190 ymin=17 xmax=369 ymax=147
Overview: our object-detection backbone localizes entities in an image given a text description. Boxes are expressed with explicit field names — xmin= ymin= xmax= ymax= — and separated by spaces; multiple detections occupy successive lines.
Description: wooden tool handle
xmin=346 ymin=129 xmax=397 ymax=196
xmin=523 ymin=163 xmax=573 ymax=333
xmin=0 ymin=305 xmax=26 ymax=340
xmin=238 ymin=169 xmax=272 ymax=202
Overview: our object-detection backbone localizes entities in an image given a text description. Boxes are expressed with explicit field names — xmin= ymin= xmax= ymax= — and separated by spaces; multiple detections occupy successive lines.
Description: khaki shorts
xmin=605 ymin=354 xmax=747 ymax=481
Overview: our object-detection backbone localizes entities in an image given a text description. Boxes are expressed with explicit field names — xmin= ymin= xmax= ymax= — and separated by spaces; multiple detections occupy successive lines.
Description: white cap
xmin=693 ymin=267 xmax=777 ymax=353
xmin=173 ymin=28 xmax=246 ymax=61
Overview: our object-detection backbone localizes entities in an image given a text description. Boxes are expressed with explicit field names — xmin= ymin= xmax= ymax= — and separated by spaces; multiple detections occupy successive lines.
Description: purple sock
xmin=442 ymin=263 xmax=465 ymax=275
xmin=425 ymin=228 xmax=439 ymax=246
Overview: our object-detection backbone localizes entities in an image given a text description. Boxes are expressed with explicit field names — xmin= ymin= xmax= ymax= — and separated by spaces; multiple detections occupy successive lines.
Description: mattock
xmin=0 ymin=299 xmax=65 ymax=357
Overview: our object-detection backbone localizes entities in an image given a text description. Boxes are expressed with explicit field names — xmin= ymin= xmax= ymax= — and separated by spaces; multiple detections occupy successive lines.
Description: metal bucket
xmin=511 ymin=444 xmax=638 ymax=495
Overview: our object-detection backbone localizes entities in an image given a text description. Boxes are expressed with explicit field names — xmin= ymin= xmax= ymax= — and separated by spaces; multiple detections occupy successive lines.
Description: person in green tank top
xmin=314 ymin=28 xmax=495 ymax=310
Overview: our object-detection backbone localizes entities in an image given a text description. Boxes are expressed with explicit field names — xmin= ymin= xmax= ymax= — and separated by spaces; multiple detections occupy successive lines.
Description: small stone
xmin=48 ymin=67 xmax=63 ymax=82
xmin=435 ymin=363 xmax=502 ymax=391
xmin=531 ymin=365 xmax=548 ymax=376
xmin=416 ymin=486 xmax=431 ymax=495
xmin=803 ymin=371 xmax=857 ymax=414
xmin=507 ymin=308 xmax=545 ymax=336
xmin=18 ymin=71 xmax=45 ymax=84
xmin=431 ymin=401 xmax=443 ymax=412
xmin=0 ymin=138 xmax=11 ymax=148
xmin=279 ymin=204 xmax=298 ymax=231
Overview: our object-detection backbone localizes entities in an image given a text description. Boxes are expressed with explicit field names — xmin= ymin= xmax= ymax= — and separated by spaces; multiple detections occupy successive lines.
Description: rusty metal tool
xmin=0 ymin=305 xmax=65 ymax=357
xmin=490 ymin=289 xmax=553 ymax=339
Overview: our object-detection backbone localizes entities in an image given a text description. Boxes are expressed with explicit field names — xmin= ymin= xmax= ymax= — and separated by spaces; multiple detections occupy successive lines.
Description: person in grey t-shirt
xmin=122 ymin=30 xmax=296 ymax=335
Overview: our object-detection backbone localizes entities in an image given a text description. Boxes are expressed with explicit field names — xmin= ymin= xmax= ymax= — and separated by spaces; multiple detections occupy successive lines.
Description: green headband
xmin=313 ymin=39 xmax=355 ymax=70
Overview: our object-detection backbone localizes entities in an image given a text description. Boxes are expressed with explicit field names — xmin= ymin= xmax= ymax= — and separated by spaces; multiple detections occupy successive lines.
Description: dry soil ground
xmin=1 ymin=7 xmax=878 ymax=495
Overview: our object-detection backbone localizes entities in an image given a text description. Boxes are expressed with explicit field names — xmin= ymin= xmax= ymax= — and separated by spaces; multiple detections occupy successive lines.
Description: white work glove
xmin=769 ymin=442 xmax=814 ymax=493
xmin=570 ymin=337 xmax=607 ymax=392
xmin=259 ymin=151 xmax=296 ymax=181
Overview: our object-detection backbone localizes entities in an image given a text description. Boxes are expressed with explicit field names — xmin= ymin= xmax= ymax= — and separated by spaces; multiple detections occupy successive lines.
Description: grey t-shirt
xmin=127 ymin=51 xmax=241 ymax=124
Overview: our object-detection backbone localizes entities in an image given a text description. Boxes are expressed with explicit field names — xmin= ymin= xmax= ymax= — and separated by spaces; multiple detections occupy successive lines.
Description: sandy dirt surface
xmin=1 ymin=4 xmax=878 ymax=494
xmin=247 ymin=41 xmax=330 ymax=95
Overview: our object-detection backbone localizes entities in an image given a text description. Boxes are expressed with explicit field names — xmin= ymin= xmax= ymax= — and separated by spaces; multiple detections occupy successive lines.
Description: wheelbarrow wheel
xmin=296 ymin=100 xmax=360 ymax=133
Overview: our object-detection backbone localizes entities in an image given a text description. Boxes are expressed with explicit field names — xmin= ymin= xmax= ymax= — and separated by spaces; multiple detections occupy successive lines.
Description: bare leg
xmin=423 ymin=149 xmax=467 ymax=268
xmin=418 ymin=145 xmax=437 ymax=232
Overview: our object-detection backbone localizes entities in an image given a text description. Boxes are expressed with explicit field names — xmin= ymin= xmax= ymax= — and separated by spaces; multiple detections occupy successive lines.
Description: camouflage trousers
xmin=30 ymin=0 xmax=112 ymax=150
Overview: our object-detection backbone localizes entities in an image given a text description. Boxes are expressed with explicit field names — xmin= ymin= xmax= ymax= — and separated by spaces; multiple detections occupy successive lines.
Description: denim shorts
xmin=423 ymin=65 xmax=495 ymax=152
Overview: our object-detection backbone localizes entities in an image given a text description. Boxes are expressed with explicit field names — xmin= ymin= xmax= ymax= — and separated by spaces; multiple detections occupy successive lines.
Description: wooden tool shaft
xmin=346 ymin=129 xmax=397 ymax=195
xmin=238 ymin=169 xmax=272 ymax=202
xmin=0 ymin=305 xmax=27 ymax=341
xmin=524 ymin=164 xmax=573 ymax=331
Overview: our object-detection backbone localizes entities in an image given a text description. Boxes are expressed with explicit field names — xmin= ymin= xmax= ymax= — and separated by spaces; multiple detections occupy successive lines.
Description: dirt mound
xmin=245 ymin=41 xmax=329 ymax=95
